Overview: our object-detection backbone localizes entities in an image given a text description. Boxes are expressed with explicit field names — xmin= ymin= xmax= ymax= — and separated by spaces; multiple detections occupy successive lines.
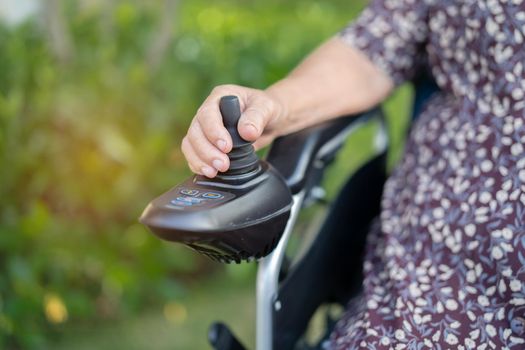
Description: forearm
xmin=182 ymin=36 xmax=394 ymax=177
xmin=265 ymin=36 xmax=394 ymax=136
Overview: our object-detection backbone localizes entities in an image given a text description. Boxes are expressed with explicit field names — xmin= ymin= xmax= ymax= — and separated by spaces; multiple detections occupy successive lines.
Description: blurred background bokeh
xmin=0 ymin=0 xmax=412 ymax=348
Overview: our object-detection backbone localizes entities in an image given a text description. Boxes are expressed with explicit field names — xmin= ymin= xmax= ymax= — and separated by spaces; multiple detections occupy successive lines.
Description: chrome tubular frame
xmin=256 ymin=192 xmax=304 ymax=350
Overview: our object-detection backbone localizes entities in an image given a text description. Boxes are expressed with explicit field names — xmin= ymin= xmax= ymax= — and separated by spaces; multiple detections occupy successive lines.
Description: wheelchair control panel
xmin=140 ymin=96 xmax=293 ymax=263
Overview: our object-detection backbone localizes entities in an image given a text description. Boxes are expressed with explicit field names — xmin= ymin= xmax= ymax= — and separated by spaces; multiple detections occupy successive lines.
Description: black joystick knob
xmin=217 ymin=96 xmax=260 ymax=179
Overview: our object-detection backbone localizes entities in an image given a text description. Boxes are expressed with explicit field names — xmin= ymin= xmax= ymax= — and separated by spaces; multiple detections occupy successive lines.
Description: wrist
xmin=264 ymin=82 xmax=290 ymax=136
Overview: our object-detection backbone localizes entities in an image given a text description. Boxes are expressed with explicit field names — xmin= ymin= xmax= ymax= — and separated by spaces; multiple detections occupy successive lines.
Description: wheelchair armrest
xmin=266 ymin=108 xmax=382 ymax=194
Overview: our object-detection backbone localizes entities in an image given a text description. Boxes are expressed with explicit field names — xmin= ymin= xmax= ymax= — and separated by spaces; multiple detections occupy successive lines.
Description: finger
xmin=238 ymin=96 xmax=274 ymax=142
xmin=252 ymin=134 xmax=276 ymax=151
xmin=196 ymin=85 xmax=249 ymax=153
xmin=181 ymin=136 xmax=218 ymax=178
xmin=187 ymin=121 xmax=230 ymax=172
xmin=194 ymin=103 xmax=233 ymax=153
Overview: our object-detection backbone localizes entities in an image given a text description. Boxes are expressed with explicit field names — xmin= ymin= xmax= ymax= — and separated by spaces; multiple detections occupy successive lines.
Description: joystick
xmin=216 ymin=95 xmax=260 ymax=179
xmin=139 ymin=96 xmax=293 ymax=263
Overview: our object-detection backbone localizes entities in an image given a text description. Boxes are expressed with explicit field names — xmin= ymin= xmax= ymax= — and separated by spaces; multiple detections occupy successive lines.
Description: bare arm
xmin=181 ymin=36 xmax=393 ymax=178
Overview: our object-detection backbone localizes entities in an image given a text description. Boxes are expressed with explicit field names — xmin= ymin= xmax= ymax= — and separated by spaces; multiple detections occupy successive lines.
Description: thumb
xmin=252 ymin=134 xmax=276 ymax=151
xmin=238 ymin=106 xmax=271 ymax=142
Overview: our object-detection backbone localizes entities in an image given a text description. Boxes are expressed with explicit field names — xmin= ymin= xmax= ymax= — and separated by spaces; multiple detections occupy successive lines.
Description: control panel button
xmin=180 ymin=189 xmax=199 ymax=196
xmin=176 ymin=196 xmax=204 ymax=204
xmin=202 ymin=192 xmax=223 ymax=199
xmin=170 ymin=199 xmax=193 ymax=206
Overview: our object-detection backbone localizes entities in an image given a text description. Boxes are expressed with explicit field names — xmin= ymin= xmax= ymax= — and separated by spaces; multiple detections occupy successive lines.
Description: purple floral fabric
xmin=331 ymin=0 xmax=525 ymax=349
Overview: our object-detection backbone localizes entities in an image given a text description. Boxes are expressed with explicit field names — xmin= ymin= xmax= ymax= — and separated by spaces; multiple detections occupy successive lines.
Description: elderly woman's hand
xmin=181 ymin=84 xmax=285 ymax=178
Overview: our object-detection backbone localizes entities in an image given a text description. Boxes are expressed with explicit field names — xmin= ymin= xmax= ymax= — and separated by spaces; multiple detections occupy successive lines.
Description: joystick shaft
xmin=218 ymin=96 xmax=260 ymax=178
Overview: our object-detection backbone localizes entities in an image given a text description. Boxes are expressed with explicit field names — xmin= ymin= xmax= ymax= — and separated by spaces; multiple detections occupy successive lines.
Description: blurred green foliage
xmin=0 ymin=0 xmax=408 ymax=348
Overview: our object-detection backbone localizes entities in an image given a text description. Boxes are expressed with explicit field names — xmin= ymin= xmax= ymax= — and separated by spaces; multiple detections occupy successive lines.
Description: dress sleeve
xmin=339 ymin=0 xmax=429 ymax=86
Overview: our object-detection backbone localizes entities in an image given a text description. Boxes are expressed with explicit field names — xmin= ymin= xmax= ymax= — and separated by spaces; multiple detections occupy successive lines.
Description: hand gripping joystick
xmin=139 ymin=96 xmax=292 ymax=263
xmin=217 ymin=95 xmax=260 ymax=178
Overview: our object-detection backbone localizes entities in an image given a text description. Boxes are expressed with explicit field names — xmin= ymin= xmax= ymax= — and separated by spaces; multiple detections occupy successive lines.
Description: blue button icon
xmin=176 ymin=196 xmax=203 ymax=204
xmin=180 ymin=189 xmax=199 ymax=196
xmin=170 ymin=199 xmax=193 ymax=207
xmin=202 ymin=192 xmax=223 ymax=199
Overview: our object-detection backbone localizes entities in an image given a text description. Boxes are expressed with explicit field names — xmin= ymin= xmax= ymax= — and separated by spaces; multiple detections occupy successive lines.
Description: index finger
xmin=194 ymin=102 xmax=232 ymax=153
xmin=195 ymin=86 xmax=249 ymax=153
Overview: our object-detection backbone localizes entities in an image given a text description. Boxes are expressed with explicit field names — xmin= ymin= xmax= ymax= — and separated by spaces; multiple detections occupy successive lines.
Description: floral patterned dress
xmin=330 ymin=0 xmax=525 ymax=349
